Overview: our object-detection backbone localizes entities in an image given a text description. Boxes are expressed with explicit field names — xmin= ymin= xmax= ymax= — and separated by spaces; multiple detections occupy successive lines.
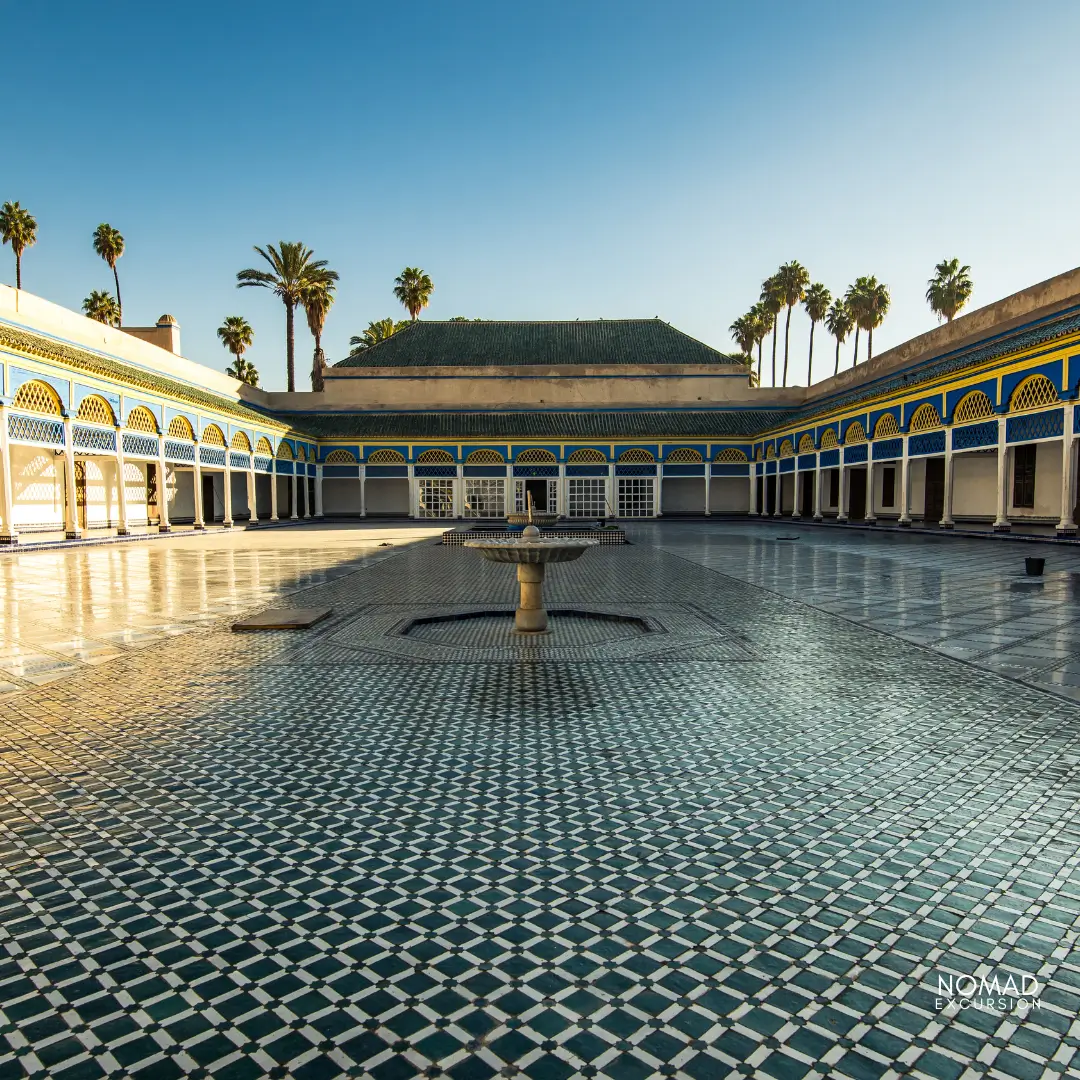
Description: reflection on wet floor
xmin=0 ymin=524 xmax=443 ymax=694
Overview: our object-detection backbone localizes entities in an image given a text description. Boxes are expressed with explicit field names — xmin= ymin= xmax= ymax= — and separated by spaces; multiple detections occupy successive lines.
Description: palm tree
xmin=847 ymin=276 xmax=890 ymax=363
xmin=0 ymin=202 xmax=37 ymax=290
xmin=236 ymin=242 xmax=339 ymax=392
xmin=302 ymin=282 xmax=335 ymax=391
xmin=825 ymin=299 xmax=854 ymax=376
xmin=775 ymin=261 xmax=810 ymax=387
xmin=803 ymin=283 xmax=831 ymax=384
xmin=759 ymin=276 xmax=784 ymax=387
xmin=394 ymin=267 xmax=434 ymax=320
xmin=349 ymin=318 xmax=410 ymax=352
xmin=729 ymin=315 xmax=756 ymax=361
xmin=749 ymin=303 xmax=770 ymax=387
xmin=926 ymin=258 xmax=973 ymax=322
xmin=227 ymin=356 xmax=260 ymax=386
xmin=217 ymin=315 xmax=255 ymax=380
xmin=92 ymin=224 xmax=125 ymax=324
xmin=83 ymin=290 xmax=121 ymax=327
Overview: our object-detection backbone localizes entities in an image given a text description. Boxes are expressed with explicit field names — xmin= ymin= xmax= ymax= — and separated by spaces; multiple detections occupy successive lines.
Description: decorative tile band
xmin=73 ymin=424 xmax=116 ymax=452
xmin=8 ymin=414 xmax=64 ymax=446
xmin=843 ymin=444 xmax=868 ymax=464
xmin=952 ymin=421 xmax=997 ymax=451
xmin=909 ymin=431 xmax=947 ymax=456
xmin=819 ymin=449 xmax=840 ymax=468
xmin=122 ymin=433 xmax=158 ymax=458
xmin=164 ymin=439 xmax=195 ymax=463
xmin=873 ymin=439 xmax=902 ymax=461
xmin=1006 ymin=408 xmax=1064 ymax=444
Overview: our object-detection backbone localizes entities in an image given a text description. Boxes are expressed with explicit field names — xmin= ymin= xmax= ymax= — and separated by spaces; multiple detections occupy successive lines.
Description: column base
xmin=791 ymin=512 xmax=801 ymax=519
xmin=158 ymin=524 xmax=172 ymax=533
xmin=993 ymin=523 xmax=1011 ymax=533
xmin=939 ymin=521 xmax=955 ymax=530
xmin=898 ymin=519 xmax=912 ymax=528
xmin=865 ymin=516 xmax=877 ymax=524
xmin=1056 ymin=526 xmax=1078 ymax=536
xmin=222 ymin=520 xmax=234 ymax=529
xmin=270 ymin=515 xmax=279 ymax=522
xmin=65 ymin=529 xmax=82 ymax=540
xmin=836 ymin=515 xmax=848 ymax=523
xmin=0 ymin=533 xmax=18 ymax=546
xmin=813 ymin=513 xmax=823 ymax=521
xmin=116 ymin=527 xmax=130 ymax=536
xmin=193 ymin=523 xmax=206 ymax=531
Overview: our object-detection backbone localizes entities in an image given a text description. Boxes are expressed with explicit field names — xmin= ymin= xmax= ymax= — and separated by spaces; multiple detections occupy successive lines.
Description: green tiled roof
xmin=333 ymin=320 xmax=745 ymax=368
xmin=0 ymin=325 xmax=287 ymax=429
xmin=286 ymin=410 xmax=788 ymax=439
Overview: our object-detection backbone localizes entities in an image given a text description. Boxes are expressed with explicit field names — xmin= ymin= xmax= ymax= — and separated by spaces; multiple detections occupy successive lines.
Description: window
xmin=617 ymin=477 xmax=654 ymax=517
xmin=464 ymin=478 xmax=505 ymax=518
xmin=829 ymin=470 xmax=839 ymax=506
xmin=418 ymin=479 xmax=455 ymax=517
xmin=881 ymin=466 xmax=896 ymax=508
xmin=1012 ymin=444 xmax=1037 ymax=509
xmin=568 ymin=478 xmax=607 ymax=518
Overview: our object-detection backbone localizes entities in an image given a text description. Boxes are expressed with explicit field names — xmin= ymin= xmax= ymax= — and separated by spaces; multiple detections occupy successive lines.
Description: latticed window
xmin=126 ymin=406 xmax=158 ymax=433
xmin=464 ymin=478 xmax=506 ymax=517
xmin=874 ymin=413 xmax=899 ymax=438
xmin=907 ymin=404 xmax=941 ymax=431
xmin=465 ymin=448 xmax=505 ymax=464
xmin=798 ymin=434 xmax=816 ymax=453
xmin=618 ymin=448 xmax=655 ymax=463
xmin=778 ymin=440 xmax=794 ymax=458
xmin=567 ymin=448 xmax=605 ymax=464
xmin=276 ymin=440 xmax=294 ymax=460
xmin=416 ymin=449 xmax=455 ymax=464
xmin=764 ymin=445 xmax=776 ymax=460
xmin=75 ymin=395 xmax=116 ymax=426
xmin=255 ymin=437 xmax=274 ymax=456
xmin=230 ymin=431 xmax=251 ymax=451
xmin=167 ymin=416 xmax=194 ymax=440
xmin=12 ymin=380 xmax=62 ymax=415
xmin=617 ymin=477 xmax=654 ymax=516
xmin=714 ymin=448 xmax=748 ymax=463
xmin=367 ymin=448 xmax=406 ymax=463
xmin=666 ymin=447 xmax=703 ymax=463
xmin=515 ymin=448 xmax=558 ymax=464
xmin=844 ymin=421 xmax=866 ymax=444
xmin=568 ymin=478 xmax=607 ymax=517
xmin=953 ymin=391 xmax=995 ymax=424
xmin=418 ymin=479 xmax=455 ymax=518
xmin=1009 ymin=375 xmax=1059 ymax=413
xmin=819 ymin=429 xmax=838 ymax=449
xmin=325 ymin=449 xmax=357 ymax=464
xmin=202 ymin=424 xmax=226 ymax=446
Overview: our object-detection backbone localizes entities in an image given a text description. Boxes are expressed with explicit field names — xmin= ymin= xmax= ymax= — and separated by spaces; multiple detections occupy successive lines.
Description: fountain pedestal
xmin=515 ymin=562 xmax=548 ymax=632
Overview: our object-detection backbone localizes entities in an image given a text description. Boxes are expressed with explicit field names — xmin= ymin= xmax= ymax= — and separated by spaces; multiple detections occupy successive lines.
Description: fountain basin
xmin=465 ymin=528 xmax=599 ymax=632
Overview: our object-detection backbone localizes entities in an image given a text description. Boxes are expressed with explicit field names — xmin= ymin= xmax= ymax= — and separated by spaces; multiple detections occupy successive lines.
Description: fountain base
xmin=515 ymin=562 xmax=548 ymax=632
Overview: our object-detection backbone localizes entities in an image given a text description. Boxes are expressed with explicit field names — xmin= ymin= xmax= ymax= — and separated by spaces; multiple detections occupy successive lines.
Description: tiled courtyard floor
xmin=1 ymin=522 xmax=1079 ymax=1080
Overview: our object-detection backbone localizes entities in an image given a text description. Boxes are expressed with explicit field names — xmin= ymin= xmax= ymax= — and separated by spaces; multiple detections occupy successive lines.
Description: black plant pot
xmin=1025 ymin=557 xmax=1045 ymax=577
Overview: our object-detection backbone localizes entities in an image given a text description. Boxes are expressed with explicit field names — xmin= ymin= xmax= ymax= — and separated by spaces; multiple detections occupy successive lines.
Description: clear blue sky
xmin=4 ymin=0 xmax=1079 ymax=390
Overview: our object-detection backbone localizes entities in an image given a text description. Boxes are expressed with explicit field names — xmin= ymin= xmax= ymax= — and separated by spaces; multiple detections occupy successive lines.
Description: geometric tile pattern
xmin=1 ymin=525 xmax=1080 ymax=1079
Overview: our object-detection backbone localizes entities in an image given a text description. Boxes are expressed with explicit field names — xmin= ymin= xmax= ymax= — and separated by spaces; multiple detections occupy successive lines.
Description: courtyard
xmin=1 ymin=522 xmax=1079 ymax=1079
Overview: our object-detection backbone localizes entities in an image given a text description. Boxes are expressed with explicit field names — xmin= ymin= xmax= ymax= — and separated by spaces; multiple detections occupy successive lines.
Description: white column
xmin=1058 ymin=401 xmax=1077 ymax=534
xmin=772 ymin=469 xmax=782 ymax=517
xmin=994 ymin=415 xmax=1010 ymax=531
xmin=940 ymin=432 xmax=955 ymax=529
xmin=360 ymin=464 xmax=367 ymax=517
xmin=247 ymin=461 xmax=258 ymax=525
xmin=193 ymin=444 xmax=206 ymax=529
xmin=865 ymin=460 xmax=877 ymax=523
xmin=704 ymin=466 xmax=711 ymax=516
xmin=315 ymin=464 xmax=324 ymax=517
xmin=0 ymin=409 xmax=18 ymax=545
xmin=898 ymin=437 xmax=912 ymax=526
xmin=813 ymin=457 xmax=823 ymax=520
xmin=157 ymin=435 xmax=171 ymax=532
xmin=62 ymin=416 xmax=81 ymax=539
xmin=791 ymin=464 xmax=801 ymax=518
xmin=408 ymin=465 xmax=416 ymax=518
xmin=115 ymin=428 xmax=130 ymax=535
xmin=608 ymin=463 xmax=617 ymax=518
xmin=748 ymin=465 xmax=757 ymax=515
xmin=836 ymin=461 xmax=848 ymax=523
xmin=653 ymin=469 xmax=662 ymax=518
xmin=223 ymin=460 xmax=234 ymax=528
xmin=303 ymin=463 xmax=312 ymax=519
xmin=290 ymin=471 xmax=299 ymax=520
xmin=559 ymin=463 xmax=568 ymax=518
xmin=270 ymin=458 xmax=279 ymax=522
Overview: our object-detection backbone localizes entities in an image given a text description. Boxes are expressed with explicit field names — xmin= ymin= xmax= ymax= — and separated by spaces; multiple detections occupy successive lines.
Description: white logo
xmin=935 ymin=972 xmax=1041 ymax=1013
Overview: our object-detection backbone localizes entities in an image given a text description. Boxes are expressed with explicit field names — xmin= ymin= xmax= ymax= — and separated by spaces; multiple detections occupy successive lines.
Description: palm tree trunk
xmin=112 ymin=265 xmax=122 ymax=325
xmin=782 ymin=305 xmax=792 ymax=387
xmin=867 ymin=328 xmax=873 ymax=363
xmin=807 ymin=321 xmax=815 ymax=384
xmin=852 ymin=327 xmax=860 ymax=366
xmin=833 ymin=338 xmax=840 ymax=376
xmin=286 ymin=301 xmax=296 ymax=392
xmin=15 ymin=253 xmax=21 ymax=291
xmin=756 ymin=340 xmax=763 ymax=385
xmin=771 ymin=319 xmax=778 ymax=387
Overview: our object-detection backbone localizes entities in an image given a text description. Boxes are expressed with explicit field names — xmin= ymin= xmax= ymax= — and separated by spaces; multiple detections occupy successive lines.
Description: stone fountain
xmin=465 ymin=496 xmax=598 ymax=633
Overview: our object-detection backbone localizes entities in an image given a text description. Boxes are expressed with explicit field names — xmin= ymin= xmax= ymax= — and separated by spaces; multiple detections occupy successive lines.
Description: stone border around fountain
xmin=442 ymin=527 xmax=627 ymax=546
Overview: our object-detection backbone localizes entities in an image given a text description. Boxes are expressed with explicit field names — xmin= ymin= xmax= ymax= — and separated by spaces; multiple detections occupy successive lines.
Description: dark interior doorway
xmin=756 ymin=477 xmax=763 ymax=513
xmin=146 ymin=463 xmax=158 ymax=524
xmin=849 ymin=468 xmax=867 ymax=521
xmin=202 ymin=474 xmax=218 ymax=523
xmin=765 ymin=476 xmax=776 ymax=515
xmin=74 ymin=460 xmax=87 ymax=530
xmin=525 ymin=479 xmax=548 ymax=514
xmin=800 ymin=472 xmax=814 ymax=517
xmin=924 ymin=458 xmax=945 ymax=523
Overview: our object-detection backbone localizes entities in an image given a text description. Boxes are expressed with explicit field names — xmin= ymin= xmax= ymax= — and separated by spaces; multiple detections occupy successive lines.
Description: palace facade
xmin=2 ymin=267 xmax=1080 ymax=542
